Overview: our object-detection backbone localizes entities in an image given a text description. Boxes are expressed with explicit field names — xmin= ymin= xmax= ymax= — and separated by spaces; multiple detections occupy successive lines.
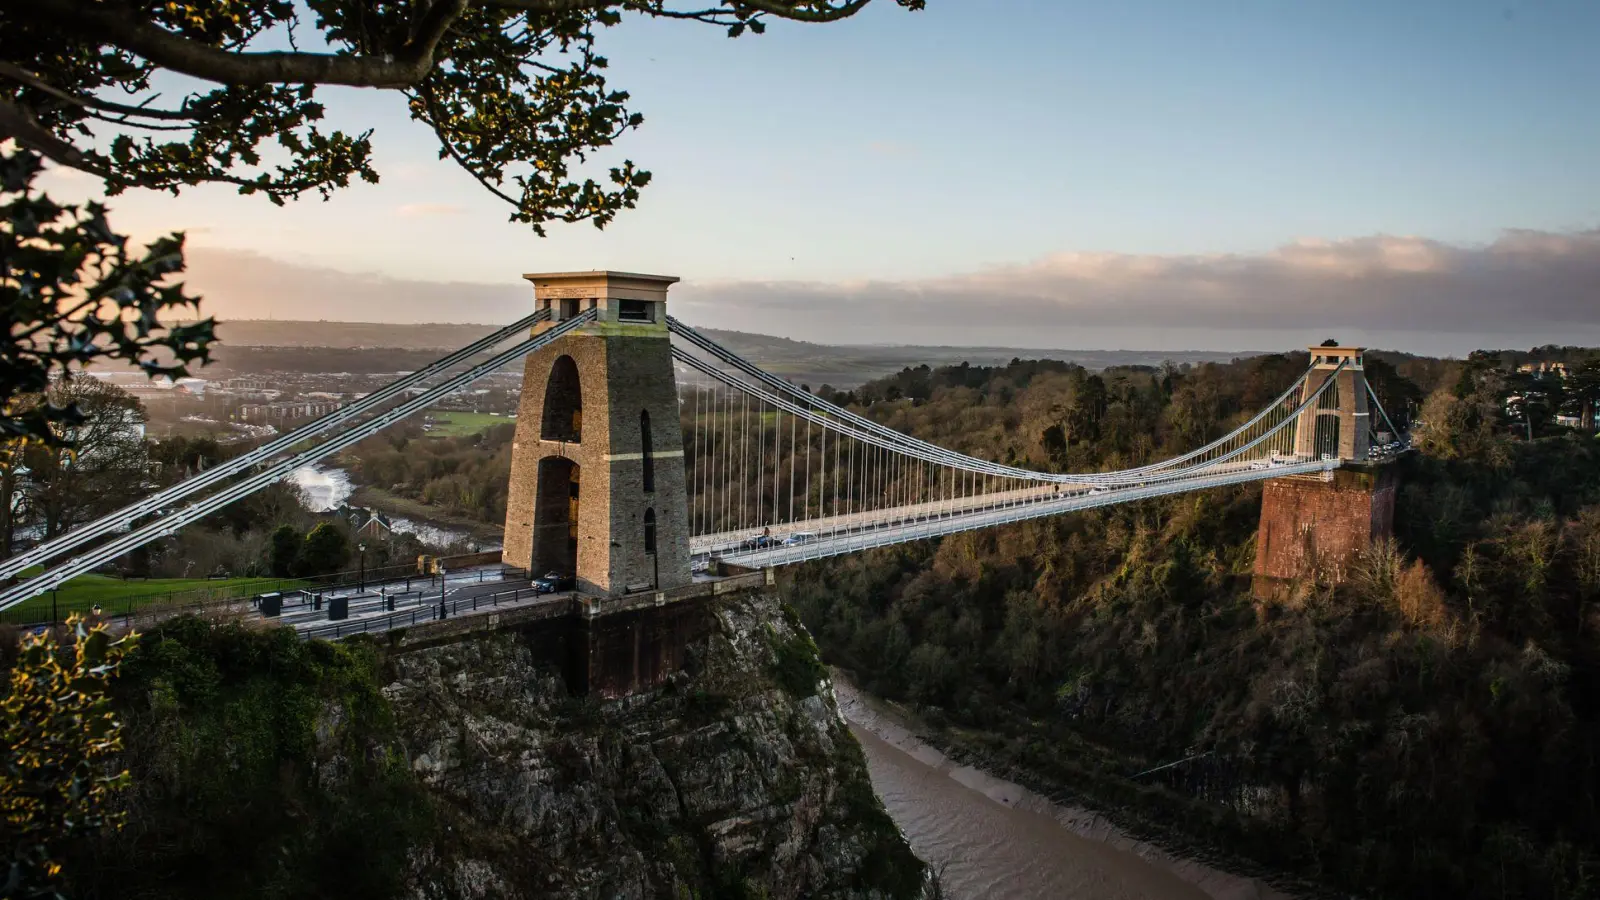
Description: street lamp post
xmin=438 ymin=566 xmax=447 ymax=620
xmin=358 ymin=542 xmax=367 ymax=591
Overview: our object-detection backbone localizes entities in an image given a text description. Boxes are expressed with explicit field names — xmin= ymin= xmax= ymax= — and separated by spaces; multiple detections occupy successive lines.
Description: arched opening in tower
xmin=541 ymin=355 xmax=583 ymax=442
xmin=534 ymin=456 xmax=580 ymax=575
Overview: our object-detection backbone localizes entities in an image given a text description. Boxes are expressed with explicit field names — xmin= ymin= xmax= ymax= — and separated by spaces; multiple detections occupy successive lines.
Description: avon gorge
xmin=3 ymin=2 xmax=1600 ymax=899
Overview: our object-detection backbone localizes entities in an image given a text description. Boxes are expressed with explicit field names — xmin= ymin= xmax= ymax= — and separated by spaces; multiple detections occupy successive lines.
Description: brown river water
xmin=835 ymin=677 xmax=1292 ymax=900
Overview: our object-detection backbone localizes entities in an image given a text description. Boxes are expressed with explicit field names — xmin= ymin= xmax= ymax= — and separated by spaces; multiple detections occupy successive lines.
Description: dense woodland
xmin=17 ymin=345 xmax=1600 ymax=897
xmin=786 ymin=350 xmax=1600 ymax=899
xmin=343 ymin=422 xmax=519 ymax=526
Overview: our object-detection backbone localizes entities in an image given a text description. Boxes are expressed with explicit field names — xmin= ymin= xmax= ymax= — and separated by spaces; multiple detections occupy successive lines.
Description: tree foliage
xmin=782 ymin=353 xmax=1600 ymax=899
xmin=298 ymin=522 xmax=348 ymax=577
xmin=1 ymin=149 xmax=213 ymax=446
xmin=1 ymin=0 xmax=922 ymax=230
xmin=1 ymin=615 xmax=138 ymax=900
xmin=63 ymin=618 xmax=431 ymax=899
xmin=346 ymin=421 xmax=519 ymax=525
xmin=268 ymin=524 xmax=301 ymax=578
xmin=0 ymin=0 xmax=921 ymax=441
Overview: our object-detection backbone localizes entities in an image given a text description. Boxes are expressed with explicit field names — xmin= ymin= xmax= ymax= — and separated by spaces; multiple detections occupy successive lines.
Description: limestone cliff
xmin=391 ymin=592 xmax=931 ymax=899
xmin=66 ymin=592 xmax=932 ymax=900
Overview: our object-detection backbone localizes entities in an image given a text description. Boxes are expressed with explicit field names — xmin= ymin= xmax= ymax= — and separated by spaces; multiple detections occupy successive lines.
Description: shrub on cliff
xmin=769 ymin=624 xmax=826 ymax=700
xmin=64 ymin=618 xmax=431 ymax=899
xmin=2 ymin=616 xmax=136 ymax=900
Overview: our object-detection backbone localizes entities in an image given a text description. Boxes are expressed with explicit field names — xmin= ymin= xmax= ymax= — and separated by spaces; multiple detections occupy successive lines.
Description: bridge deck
xmin=693 ymin=457 xmax=1318 ymax=554
xmin=715 ymin=459 xmax=1338 ymax=567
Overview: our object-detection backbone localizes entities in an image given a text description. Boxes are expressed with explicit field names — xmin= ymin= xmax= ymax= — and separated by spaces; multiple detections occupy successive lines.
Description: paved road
xmin=688 ymin=455 xmax=1352 ymax=556
xmin=719 ymin=458 xmax=1340 ymax=568
xmin=241 ymin=565 xmax=563 ymax=640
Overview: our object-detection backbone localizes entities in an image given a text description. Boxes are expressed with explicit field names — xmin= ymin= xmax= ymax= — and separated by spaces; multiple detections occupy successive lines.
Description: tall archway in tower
xmin=541 ymin=355 xmax=582 ymax=442
xmin=533 ymin=457 xmax=580 ymax=575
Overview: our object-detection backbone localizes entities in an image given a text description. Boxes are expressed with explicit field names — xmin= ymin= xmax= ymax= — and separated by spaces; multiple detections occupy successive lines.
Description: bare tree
xmin=16 ymin=375 xmax=149 ymax=540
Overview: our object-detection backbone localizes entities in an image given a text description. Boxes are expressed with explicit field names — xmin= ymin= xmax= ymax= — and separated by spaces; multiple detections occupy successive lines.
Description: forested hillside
xmin=344 ymin=423 xmax=519 ymax=526
xmin=787 ymin=353 xmax=1600 ymax=899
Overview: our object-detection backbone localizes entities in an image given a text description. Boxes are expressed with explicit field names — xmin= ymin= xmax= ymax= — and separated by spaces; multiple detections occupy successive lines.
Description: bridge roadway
xmin=694 ymin=456 xmax=1326 ymax=557
xmin=715 ymin=457 xmax=1339 ymax=568
xmin=247 ymin=566 xmax=553 ymax=640
xmin=286 ymin=568 xmax=728 ymax=641
xmin=690 ymin=481 xmax=1068 ymax=556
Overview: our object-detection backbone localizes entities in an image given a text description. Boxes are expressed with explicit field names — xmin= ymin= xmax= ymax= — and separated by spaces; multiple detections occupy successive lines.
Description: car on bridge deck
xmin=739 ymin=532 xmax=778 ymax=551
xmin=783 ymin=532 xmax=818 ymax=546
xmin=532 ymin=572 xmax=575 ymax=594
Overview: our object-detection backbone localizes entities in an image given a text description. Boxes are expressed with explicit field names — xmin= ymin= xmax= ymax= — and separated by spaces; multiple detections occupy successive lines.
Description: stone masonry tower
xmin=1254 ymin=345 xmax=1396 ymax=600
xmin=1293 ymin=345 xmax=1372 ymax=461
xmin=503 ymin=272 xmax=691 ymax=597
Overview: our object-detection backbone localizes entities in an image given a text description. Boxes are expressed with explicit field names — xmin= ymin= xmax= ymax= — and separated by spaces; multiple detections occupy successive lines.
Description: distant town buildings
xmin=238 ymin=400 xmax=343 ymax=422
xmin=1516 ymin=361 xmax=1570 ymax=379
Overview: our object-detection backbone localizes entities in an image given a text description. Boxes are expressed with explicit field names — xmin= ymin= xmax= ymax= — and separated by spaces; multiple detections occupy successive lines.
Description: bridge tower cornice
xmin=524 ymin=270 xmax=680 ymax=337
xmin=1308 ymin=344 xmax=1367 ymax=370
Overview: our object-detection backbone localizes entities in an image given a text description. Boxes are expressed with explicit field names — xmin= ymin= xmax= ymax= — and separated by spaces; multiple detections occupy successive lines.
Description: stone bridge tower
xmin=1293 ymin=345 xmax=1373 ymax=461
xmin=503 ymin=271 xmax=692 ymax=597
xmin=1254 ymin=345 xmax=1398 ymax=600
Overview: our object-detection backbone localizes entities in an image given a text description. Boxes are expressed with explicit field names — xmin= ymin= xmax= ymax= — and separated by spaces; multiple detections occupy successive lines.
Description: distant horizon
xmin=196 ymin=317 xmax=1481 ymax=361
xmin=201 ymin=316 xmax=1275 ymax=353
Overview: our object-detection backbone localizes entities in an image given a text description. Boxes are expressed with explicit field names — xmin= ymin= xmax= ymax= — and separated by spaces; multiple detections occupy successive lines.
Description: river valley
xmin=289 ymin=463 xmax=490 ymax=548
xmin=837 ymin=678 xmax=1292 ymax=900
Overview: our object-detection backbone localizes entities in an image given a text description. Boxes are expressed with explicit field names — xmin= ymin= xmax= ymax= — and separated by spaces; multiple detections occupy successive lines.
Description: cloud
xmin=182 ymin=248 xmax=523 ymax=324
xmin=668 ymin=229 xmax=1600 ymax=354
xmin=396 ymin=202 xmax=468 ymax=217
xmin=175 ymin=228 xmax=1600 ymax=356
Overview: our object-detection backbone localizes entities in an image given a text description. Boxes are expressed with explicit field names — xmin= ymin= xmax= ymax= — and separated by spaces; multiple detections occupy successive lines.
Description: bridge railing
xmin=296 ymin=580 xmax=566 ymax=641
xmin=0 ymin=560 xmax=442 ymax=629
xmin=718 ymin=457 xmax=1340 ymax=568
xmin=3 ymin=563 xmax=523 ymax=633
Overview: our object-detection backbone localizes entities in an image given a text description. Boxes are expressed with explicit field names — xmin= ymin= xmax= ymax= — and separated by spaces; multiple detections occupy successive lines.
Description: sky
xmin=36 ymin=0 xmax=1600 ymax=356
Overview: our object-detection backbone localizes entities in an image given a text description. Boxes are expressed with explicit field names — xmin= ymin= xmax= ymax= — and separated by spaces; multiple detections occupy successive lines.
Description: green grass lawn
xmin=4 ymin=572 xmax=304 ymax=624
xmin=424 ymin=411 xmax=513 ymax=437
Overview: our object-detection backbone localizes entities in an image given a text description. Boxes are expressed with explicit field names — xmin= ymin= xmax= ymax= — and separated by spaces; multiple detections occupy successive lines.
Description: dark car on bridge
xmin=739 ymin=533 xmax=778 ymax=551
xmin=532 ymin=572 xmax=575 ymax=594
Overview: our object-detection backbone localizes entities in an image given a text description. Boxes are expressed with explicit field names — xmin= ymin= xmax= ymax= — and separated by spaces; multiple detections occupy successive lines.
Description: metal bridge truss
xmin=669 ymin=321 xmax=1367 ymax=568
xmin=0 ymin=308 xmax=1404 ymax=613
xmin=0 ymin=311 xmax=596 ymax=613
xmin=0 ymin=309 xmax=551 ymax=584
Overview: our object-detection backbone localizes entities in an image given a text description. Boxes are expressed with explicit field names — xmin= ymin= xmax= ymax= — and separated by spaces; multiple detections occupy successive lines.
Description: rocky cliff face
xmin=390 ymin=591 xmax=932 ymax=899
xmin=71 ymin=592 xmax=931 ymax=900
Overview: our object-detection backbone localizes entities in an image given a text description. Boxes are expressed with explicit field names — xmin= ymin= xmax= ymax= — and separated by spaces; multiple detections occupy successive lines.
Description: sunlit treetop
xmin=0 ymin=0 xmax=924 ymax=234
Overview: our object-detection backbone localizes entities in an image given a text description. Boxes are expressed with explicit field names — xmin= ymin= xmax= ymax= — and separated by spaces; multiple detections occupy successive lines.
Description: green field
xmin=425 ymin=411 xmax=513 ymax=437
xmin=4 ymin=572 xmax=303 ymax=624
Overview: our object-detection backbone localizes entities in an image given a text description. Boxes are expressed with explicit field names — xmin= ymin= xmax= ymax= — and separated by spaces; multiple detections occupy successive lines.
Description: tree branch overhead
xmin=0 ymin=0 xmax=921 ymax=223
